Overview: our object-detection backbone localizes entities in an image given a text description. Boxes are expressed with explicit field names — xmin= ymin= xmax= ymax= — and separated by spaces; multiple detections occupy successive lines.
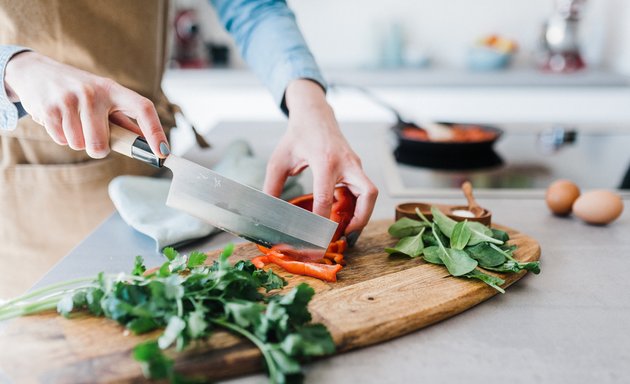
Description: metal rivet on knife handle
xmin=110 ymin=124 xmax=164 ymax=168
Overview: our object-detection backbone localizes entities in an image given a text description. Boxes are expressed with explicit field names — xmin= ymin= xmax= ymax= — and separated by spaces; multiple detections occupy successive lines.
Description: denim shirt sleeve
xmin=0 ymin=45 xmax=30 ymax=131
xmin=211 ymin=0 xmax=326 ymax=114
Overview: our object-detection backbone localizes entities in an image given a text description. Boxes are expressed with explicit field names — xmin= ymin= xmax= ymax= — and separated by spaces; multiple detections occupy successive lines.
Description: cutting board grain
xmin=0 ymin=220 xmax=540 ymax=383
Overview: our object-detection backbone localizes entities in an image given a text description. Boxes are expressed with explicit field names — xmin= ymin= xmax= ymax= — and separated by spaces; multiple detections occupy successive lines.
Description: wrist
xmin=4 ymin=51 xmax=36 ymax=103
xmin=285 ymin=78 xmax=328 ymax=115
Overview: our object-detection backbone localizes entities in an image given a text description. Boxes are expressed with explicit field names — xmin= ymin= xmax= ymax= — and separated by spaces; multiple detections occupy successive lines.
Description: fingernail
xmin=159 ymin=142 xmax=170 ymax=156
xmin=346 ymin=231 xmax=362 ymax=247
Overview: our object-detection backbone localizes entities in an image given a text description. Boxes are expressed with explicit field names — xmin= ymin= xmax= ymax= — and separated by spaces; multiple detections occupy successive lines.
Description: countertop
xmin=164 ymin=68 xmax=630 ymax=88
xmin=32 ymin=122 xmax=630 ymax=384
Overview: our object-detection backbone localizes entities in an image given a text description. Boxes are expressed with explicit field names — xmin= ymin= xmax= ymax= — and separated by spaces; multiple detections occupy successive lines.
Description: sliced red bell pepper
xmin=250 ymin=189 xmax=355 ymax=282
xmin=266 ymin=251 xmax=342 ymax=282
xmin=327 ymin=239 xmax=347 ymax=254
xmin=257 ymin=244 xmax=272 ymax=254
xmin=251 ymin=255 xmax=270 ymax=269
xmin=289 ymin=186 xmax=357 ymax=242
xmin=329 ymin=187 xmax=356 ymax=241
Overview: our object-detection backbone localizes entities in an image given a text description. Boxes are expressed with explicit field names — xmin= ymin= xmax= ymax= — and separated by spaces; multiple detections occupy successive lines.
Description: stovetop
xmin=381 ymin=124 xmax=630 ymax=198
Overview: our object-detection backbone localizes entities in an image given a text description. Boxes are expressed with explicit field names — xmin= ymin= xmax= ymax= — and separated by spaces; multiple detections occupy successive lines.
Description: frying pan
xmin=331 ymin=84 xmax=504 ymax=169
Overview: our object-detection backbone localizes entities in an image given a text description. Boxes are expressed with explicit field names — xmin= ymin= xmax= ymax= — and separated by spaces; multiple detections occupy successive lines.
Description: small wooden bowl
xmin=395 ymin=202 xmax=492 ymax=226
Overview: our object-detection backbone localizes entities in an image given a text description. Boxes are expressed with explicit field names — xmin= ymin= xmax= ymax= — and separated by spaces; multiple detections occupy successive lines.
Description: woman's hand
xmin=263 ymin=79 xmax=378 ymax=243
xmin=4 ymin=51 xmax=169 ymax=158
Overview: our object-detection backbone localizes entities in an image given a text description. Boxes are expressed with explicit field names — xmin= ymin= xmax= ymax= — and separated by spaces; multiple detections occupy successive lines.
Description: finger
xmin=109 ymin=111 xmax=142 ymax=136
xmin=263 ymin=152 xmax=291 ymax=197
xmin=61 ymin=107 xmax=85 ymax=151
xmin=80 ymin=98 xmax=110 ymax=159
xmin=40 ymin=109 xmax=67 ymax=145
xmin=343 ymin=177 xmax=378 ymax=234
xmin=311 ymin=163 xmax=337 ymax=218
xmin=109 ymin=85 xmax=169 ymax=157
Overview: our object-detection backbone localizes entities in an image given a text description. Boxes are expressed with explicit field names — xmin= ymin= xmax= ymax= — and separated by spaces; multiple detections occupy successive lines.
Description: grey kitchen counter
xmin=32 ymin=122 xmax=630 ymax=384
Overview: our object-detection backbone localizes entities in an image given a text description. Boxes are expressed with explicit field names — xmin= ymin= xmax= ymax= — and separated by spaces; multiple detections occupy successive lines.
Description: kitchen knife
xmin=110 ymin=124 xmax=338 ymax=256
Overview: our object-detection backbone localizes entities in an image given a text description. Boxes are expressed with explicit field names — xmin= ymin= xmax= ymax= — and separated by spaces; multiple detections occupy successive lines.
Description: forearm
xmin=211 ymin=0 xmax=326 ymax=113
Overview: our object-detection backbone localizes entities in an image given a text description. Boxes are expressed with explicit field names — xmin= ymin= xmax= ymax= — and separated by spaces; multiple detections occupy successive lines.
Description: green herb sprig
xmin=386 ymin=206 xmax=540 ymax=292
xmin=0 ymin=245 xmax=335 ymax=384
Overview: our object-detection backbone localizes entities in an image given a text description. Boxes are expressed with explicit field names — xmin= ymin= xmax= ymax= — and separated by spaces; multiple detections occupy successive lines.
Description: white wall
xmin=605 ymin=0 xmax=630 ymax=74
xmin=177 ymin=0 xmax=628 ymax=72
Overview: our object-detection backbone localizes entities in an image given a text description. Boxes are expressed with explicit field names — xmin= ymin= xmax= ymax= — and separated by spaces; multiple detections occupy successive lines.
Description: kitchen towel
xmin=108 ymin=140 xmax=303 ymax=251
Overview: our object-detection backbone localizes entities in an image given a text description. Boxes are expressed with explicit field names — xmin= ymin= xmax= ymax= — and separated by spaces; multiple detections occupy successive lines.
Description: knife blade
xmin=109 ymin=124 xmax=338 ymax=256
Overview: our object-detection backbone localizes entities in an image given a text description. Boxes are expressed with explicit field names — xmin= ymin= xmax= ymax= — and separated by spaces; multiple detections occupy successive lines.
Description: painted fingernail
xmin=159 ymin=141 xmax=170 ymax=156
xmin=346 ymin=231 xmax=362 ymax=247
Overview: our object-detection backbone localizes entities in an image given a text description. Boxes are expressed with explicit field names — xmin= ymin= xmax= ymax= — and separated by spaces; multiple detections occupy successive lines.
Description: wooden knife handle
xmin=109 ymin=124 xmax=163 ymax=168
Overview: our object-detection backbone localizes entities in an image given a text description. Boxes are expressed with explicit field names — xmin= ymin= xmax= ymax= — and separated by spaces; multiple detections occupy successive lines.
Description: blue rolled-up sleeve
xmin=211 ymin=0 xmax=326 ymax=114
xmin=0 ymin=45 xmax=30 ymax=130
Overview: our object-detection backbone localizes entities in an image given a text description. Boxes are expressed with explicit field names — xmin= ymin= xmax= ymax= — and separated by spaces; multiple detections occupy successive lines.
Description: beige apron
xmin=0 ymin=0 xmax=177 ymax=298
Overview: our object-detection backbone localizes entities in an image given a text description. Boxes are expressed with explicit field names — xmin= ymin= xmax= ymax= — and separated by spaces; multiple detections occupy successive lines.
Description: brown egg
xmin=573 ymin=190 xmax=624 ymax=225
xmin=546 ymin=179 xmax=581 ymax=216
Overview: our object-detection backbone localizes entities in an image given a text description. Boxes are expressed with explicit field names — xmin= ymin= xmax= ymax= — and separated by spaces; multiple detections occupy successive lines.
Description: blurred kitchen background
xmin=164 ymin=0 xmax=630 ymax=194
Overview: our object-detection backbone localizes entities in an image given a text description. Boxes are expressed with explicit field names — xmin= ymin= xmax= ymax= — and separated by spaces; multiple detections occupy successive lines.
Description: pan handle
xmin=110 ymin=124 xmax=164 ymax=168
xmin=329 ymin=82 xmax=411 ymax=126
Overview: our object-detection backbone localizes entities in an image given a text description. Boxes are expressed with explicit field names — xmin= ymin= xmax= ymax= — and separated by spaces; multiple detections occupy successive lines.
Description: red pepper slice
xmin=327 ymin=239 xmax=347 ymax=254
xmin=289 ymin=186 xmax=357 ymax=241
xmin=266 ymin=251 xmax=342 ymax=282
xmin=329 ymin=187 xmax=356 ymax=241
xmin=251 ymin=255 xmax=270 ymax=269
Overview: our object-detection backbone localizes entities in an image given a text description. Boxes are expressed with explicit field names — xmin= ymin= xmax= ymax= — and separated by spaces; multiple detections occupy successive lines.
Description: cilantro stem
xmin=0 ymin=296 xmax=61 ymax=321
xmin=0 ymin=276 xmax=95 ymax=310
xmin=177 ymin=299 xmax=183 ymax=318
xmin=211 ymin=318 xmax=279 ymax=382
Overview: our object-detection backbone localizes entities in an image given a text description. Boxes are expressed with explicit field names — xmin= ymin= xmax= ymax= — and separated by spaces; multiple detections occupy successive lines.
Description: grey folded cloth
xmin=108 ymin=140 xmax=303 ymax=251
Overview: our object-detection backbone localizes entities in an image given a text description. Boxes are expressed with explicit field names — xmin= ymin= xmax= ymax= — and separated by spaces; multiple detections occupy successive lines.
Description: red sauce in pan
xmin=401 ymin=124 xmax=498 ymax=143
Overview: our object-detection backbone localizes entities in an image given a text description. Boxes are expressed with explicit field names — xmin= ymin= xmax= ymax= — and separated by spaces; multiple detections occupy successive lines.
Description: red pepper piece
xmin=289 ymin=186 xmax=357 ymax=242
xmin=330 ymin=187 xmax=356 ymax=241
xmin=266 ymin=251 xmax=342 ymax=282
xmin=251 ymin=255 xmax=270 ymax=269
xmin=257 ymin=244 xmax=272 ymax=254
xmin=327 ymin=239 xmax=347 ymax=254
xmin=258 ymin=243 xmax=323 ymax=263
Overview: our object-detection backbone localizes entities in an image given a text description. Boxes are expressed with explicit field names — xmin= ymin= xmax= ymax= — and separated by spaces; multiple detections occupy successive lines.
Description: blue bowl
xmin=467 ymin=47 xmax=512 ymax=71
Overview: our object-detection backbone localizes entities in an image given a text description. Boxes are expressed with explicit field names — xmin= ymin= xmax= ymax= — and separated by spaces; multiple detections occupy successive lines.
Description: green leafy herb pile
xmin=0 ymin=245 xmax=335 ymax=383
xmin=386 ymin=207 xmax=540 ymax=293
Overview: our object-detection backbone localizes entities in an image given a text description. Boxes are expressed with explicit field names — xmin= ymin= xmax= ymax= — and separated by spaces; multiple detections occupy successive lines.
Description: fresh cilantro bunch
xmin=386 ymin=207 xmax=540 ymax=292
xmin=0 ymin=244 xmax=335 ymax=384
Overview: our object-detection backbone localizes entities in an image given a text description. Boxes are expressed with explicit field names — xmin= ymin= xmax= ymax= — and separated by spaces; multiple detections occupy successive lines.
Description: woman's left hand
xmin=263 ymin=79 xmax=378 ymax=243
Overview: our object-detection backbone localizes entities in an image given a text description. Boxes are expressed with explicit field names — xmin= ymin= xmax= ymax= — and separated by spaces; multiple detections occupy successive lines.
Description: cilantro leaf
xmin=132 ymin=255 xmax=146 ymax=276
xmin=162 ymin=247 xmax=178 ymax=261
xmin=281 ymin=323 xmax=336 ymax=357
xmin=253 ymin=268 xmax=287 ymax=292
xmin=127 ymin=317 xmax=160 ymax=334
xmin=277 ymin=283 xmax=314 ymax=326
xmin=187 ymin=251 xmax=207 ymax=268
xmin=133 ymin=340 xmax=175 ymax=380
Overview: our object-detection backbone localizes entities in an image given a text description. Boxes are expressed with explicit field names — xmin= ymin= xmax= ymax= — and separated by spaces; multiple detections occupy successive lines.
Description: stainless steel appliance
xmin=539 ymin=0 xmax=587 ymax=72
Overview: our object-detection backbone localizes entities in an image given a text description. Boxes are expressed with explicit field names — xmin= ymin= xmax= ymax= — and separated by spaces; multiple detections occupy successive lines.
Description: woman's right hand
xmin=3 ymin=51 xmax=169 ymax=159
